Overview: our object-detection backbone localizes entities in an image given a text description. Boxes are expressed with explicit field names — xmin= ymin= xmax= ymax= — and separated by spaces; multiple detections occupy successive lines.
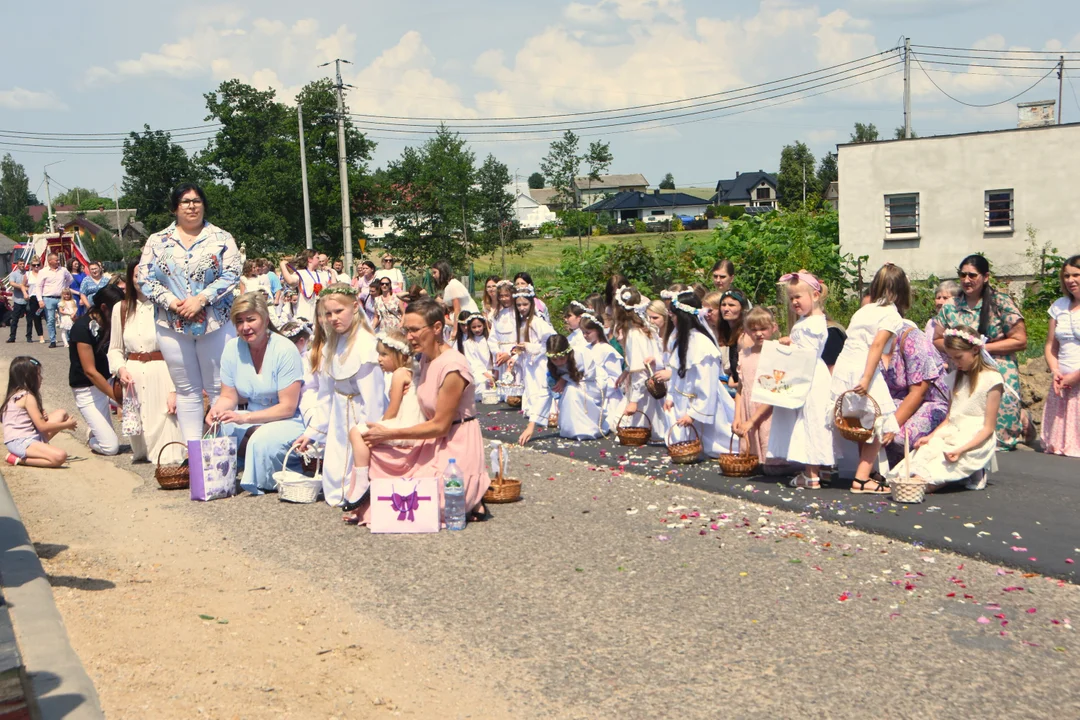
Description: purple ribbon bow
xmin=377 ymin=488 xmax=432 ymax=522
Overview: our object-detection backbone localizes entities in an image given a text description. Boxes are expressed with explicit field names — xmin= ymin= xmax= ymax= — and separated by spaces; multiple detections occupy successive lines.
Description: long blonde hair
xmin=943 ymin=324 xmax=989 ymax=394
xmin=307 ymin=284 xmax=374 ymax=372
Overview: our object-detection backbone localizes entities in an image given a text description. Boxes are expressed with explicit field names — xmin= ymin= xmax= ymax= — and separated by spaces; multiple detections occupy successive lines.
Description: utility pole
xmin=903 ymin=37 xmax=912 ymax=139
xmin=298 ymin=104 xmax=313 ymax=250
xmin=802 ymin=163 xmax=806 ymax=204
xmin=112 ymin=183 xmax=122 ymax=246
xmin=320 ymin=58 xmax=354 ymax=270
xmin=1057 ymin=55 xmax=1065 ymax=125
xmin=43 ymin=160 xmax=63 ymax=233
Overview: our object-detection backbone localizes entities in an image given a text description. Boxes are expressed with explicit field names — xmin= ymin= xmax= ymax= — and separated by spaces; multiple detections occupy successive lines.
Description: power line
xmin=912 ymin=44 xmax=1080 ymax=55
xmin=912 ymin=52 xmax=1058 ymax=107
xmin=347 ymin=48 xmax=900 ymax=123
xmin=351 ymin=60 xmax=900 ymax=136
xmin=912 ymin=50 xmax=1071 ymax=63
xmin=909 ymin=58 xmax=1062 ymax=71
xmin=1069 ymin=76 xmax=1080 ymax=115
xmin=0 ymin=124 xmax=222 ymax=138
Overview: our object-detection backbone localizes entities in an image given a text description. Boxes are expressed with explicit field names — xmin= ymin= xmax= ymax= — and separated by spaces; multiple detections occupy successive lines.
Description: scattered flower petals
xmin=977 ymin=616 xmax=990 ymax=624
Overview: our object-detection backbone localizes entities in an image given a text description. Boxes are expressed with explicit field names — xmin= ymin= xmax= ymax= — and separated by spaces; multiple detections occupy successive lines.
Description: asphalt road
xmin=481 ymin=407 xmax=1079 ymax=581
xmin=5 ymin=341 xmax=1080 ymax=718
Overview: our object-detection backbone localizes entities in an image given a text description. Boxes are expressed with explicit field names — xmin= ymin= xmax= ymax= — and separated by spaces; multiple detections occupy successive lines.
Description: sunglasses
xmin=958 ymin=272 xmax=983 ymax=280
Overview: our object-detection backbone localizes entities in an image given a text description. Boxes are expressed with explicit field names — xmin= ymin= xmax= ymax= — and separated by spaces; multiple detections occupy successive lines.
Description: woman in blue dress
xmin=207 ymin=293 xmax=306 ymax=494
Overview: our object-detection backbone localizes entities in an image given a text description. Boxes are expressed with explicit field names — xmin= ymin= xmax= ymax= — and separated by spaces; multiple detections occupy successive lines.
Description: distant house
xmin=506 ymin=186 xmax=557 ymax=229
xmin=584 ymin=190 xmax=709 ymax=222
xmin=824 ymin=181 xmax=839 ymax=213
xmin=56 ymin=207 xmax=137 ymax=228
xmin=573 ymin=173 xmax=649 ymax=208
xmin=61 ymin=217 xmax=108 ymax=238
xmin=360 ymin=216 xmax=393 ymax=241
xmin=121 ymin=219 xmax=150 ymax=245
xmin=711 ymin=171 xmax=778 ymax=209
xmin=528 ymin=188 xmax=564 ymax=212
xmin=27 ymin=204 xmax=75 ymax=225
xmin=0 ymin=232 xmax=18 ymax=275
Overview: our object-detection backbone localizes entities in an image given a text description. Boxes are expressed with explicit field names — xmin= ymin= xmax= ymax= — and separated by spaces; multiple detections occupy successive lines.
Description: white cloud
xmin=0 ymin=88 xmax=68 ymax=111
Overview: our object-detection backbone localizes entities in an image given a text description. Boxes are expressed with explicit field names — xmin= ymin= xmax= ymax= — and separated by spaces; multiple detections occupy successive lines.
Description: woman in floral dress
xmin=881 ymin=322 xmax=950 ymax=466
xmin=934 ymin=255 xmax=1027 ymax=450
xmin=373 ymin=277 xmax=404 ymax=331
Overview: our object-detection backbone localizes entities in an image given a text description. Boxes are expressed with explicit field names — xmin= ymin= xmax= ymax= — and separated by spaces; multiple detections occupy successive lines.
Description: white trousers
xmin=72 ymin=386 xmax=120 ymax=456
xmin=156 ymin=325 xmax=234 ymax=441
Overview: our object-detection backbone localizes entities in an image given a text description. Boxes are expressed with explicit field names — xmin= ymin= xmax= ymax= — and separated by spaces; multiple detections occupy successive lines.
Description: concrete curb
xmin=0 ymin=470 xmax=103 ymax=720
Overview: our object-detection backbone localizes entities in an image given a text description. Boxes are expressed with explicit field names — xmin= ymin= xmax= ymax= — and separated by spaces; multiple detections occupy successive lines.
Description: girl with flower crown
xmin=888 ymin=325 xmax=1006 ymax=491
xmin=508 ymin=284 xmax=555 ymax=417
xmin=456 ymin=310 xmax=495 ymax=401
xmin=612 ymin=285 xmax=667 ymax=441
xmin=579 ymin=312 xmax=625 ymax=428
xmin=518 ymin=334 xmax=607 ymax=444
xmin=294 ymin=283 xmax=386 ymax=507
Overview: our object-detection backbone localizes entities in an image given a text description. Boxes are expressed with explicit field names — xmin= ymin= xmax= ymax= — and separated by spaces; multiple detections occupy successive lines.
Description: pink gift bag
xmin=370 ymin=477 xmax=440 ymax=534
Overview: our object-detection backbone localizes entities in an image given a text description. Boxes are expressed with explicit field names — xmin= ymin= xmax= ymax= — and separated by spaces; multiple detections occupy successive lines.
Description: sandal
xmin=342 ymin=509 xmax=363 ymax=525
xmin=468 ymin=504 xmax=492 ymax=523
xmin=850 ymin=476 xmax=889 ymax=494
xmin=789 ymin=473 xmax=820 ymax=490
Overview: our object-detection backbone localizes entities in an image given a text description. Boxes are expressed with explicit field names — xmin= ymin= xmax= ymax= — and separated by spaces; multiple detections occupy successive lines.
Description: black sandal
xmin=850 ymin=476 xmax=890 ymax=494
xmin=467 ymin=505 xmax=492 ymax=523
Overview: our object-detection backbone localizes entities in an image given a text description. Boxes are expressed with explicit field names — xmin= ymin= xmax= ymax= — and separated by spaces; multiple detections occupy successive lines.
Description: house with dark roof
xmin=573 ymin=173 xmax=649 ymax=207
xmin=711 ymin=171 xmax=778 ymax=209
xmin=583 ymin=189 xmax=709 ymax=222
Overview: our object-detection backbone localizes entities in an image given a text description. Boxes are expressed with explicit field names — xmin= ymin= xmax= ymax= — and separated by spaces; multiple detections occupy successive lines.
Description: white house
xmin=583 ymin=190 xmax=708 ymax=222
xmin=360 ymin=216 xmax=393 ymax=241
xmin=711 ymin=171 xmax=778 ymax=209
xmin=837 ymin=122 xmax=1080 ymax=278
xmin=509 ymin=188 xmax=557 ymax=229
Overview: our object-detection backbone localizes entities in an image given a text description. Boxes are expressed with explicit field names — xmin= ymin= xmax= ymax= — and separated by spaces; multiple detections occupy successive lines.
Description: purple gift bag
xmin=189 ymin=424 xmax=238 ymax=502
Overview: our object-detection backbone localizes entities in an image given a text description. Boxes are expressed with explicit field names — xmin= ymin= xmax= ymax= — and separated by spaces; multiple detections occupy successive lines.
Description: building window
xmin=372 ymin=218 xmax=383 ymax=228
xmin=884 ymin=193 xmax=919 ymax=236
xmin=985 ymin=189 xmax=1013 ymax=231
xmin=755 ymin=187 xmax=771 ymax=200
xmin=650 ymin=210 xmax=666 ymax=216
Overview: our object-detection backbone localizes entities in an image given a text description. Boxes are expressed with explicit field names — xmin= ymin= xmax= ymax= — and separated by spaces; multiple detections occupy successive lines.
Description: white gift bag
xmin=749 ymin=340 xmax=817 ymax=410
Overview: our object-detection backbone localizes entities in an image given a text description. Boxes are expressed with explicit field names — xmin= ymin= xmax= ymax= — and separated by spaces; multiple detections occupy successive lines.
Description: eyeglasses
xmin=402 ymin=325 xmax=430 ymax=336
xmin=178 ymin=199 xmax=204 ymax=208
xmin=958 ymin=272 xmax=982 ymax=279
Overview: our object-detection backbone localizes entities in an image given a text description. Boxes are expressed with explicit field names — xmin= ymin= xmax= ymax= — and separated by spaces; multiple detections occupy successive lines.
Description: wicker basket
xmin=833 ymin=390 xmax=881 ymax=444
xmin=273 ymin=447 xmax=323 ymax=504
xmin=154 ymin=442 xmax=190 ymax=490
xmin=718 ymin=435 xmax=759 ymax=477
xmin=666 ymin=424 xmax=702 ymax=464
xmin=645 ymin=368 xmax=667 ymax=400
xmin=547 ymin=411 xmax=559 ymax=429
xmin=891 ymin=475 xmax=926 ymax=504
xmin=483 ymin=444 xmax=522 ymax=504
xmin=506 ymin=395 xmax=522 ymax=408
xmin=481 ymin=388 xmax=500 ymax=405
xmin=616 ymin=411 xmax=652 ymax=447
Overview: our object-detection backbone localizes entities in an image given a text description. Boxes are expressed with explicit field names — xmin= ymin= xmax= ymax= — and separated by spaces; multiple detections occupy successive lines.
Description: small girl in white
xmin=580 ymin=312 xmax=625 ymax=428
xmin=766 ymin=271 xmax=835 ymax=488
xmin=564 ymin=301 xmax=590 ymax=356
xmin=57 ymin=288 xmax=78 ymax=347
xmin=517 ymin=334 xmax=606 ymax=444
xmin=890 ymin=325 xmax=1006 ymax=491
xmin=456 ymin=311 xmax=495 ymax=401
xmin=508 ymin=285 xmax=555 ymax=418
xmin=612 ymin=285 xmax=666 ymax=442
xmin=829 ymin=264 xmax=908 ymax=494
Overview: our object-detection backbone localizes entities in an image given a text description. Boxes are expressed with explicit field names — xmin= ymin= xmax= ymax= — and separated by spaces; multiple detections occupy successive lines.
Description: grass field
xmin=473 ymin=228 xmax=714 ymax=276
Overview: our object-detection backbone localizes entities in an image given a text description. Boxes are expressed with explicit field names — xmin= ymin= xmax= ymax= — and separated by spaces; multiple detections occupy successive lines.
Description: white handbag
xmin=121 ymin=384 xmax=143 ymax=436
xmin=749 ymin=340 xmax=817 ymax=410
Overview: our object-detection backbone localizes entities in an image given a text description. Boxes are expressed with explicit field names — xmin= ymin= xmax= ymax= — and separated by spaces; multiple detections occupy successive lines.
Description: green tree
xmin=527 ymin=172 xmax=544 ymax=189
xmin=777 ymin=142 xmax=815 ymax=209
xmin=539 ymin=130 xmax=613 ymax=210
xmin=816 ymin=152 xmax=838 ymax=195
xmin=659 ymin=172 xmax=675 ymax=190
xmin=121 ymin=126 xmax=198 ymax=233
xmin=475 ymin=154 xmax=517 ymax=252
xmin=53 ymin=187 xmax=97 ymax=206
xmin=850 ymin=122 xmax=880 ymax=143
xmin=894 ymin=126 xmax=919 ymax=139
xmin=0 ymin=154 xmax=33 ymax=233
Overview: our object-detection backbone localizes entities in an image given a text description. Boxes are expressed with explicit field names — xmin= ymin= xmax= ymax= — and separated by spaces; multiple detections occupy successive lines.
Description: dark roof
xmin=712 ymin=171 xmax=777 ymax=204
xmin=584 ymin=190 xmax=709 ymax=212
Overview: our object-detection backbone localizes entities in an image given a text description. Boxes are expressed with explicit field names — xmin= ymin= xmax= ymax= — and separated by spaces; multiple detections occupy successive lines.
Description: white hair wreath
xmin=512 ymin=284 xmax=536 ymax=299
xmin=377 ymin=333 xmax=412 ymax=356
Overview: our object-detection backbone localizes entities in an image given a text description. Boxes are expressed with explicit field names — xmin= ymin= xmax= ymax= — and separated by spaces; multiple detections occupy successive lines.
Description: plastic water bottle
xmin=442 ymin=458 xmax=467 ymax=531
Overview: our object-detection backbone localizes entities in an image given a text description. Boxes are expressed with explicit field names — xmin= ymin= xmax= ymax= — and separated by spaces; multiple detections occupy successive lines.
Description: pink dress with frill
xmin=360 ymin=348 xmax=491 ymax=523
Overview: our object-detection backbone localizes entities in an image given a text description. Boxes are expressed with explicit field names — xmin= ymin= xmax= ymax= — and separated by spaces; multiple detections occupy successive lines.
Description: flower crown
xmin=318 ymin=284 xmax=358 ymax=299
xmin=377 ymin=333 xmax=412 ymax=355
xmin=461 ymin=312 xmax=485 ymax=324
xmin=615 ymin=286 xmax=648 ymax=313
xmin=569 ymin=300 xmax=588 ymax=313
xmin=280 ymin=321 xmax=313 ymax=339
xmin=513 ymin=284 xmax=536 ymax=299
xmin=943 ymin=328 xmax=986 ymax=347
xmin=661 ymin=289 xmax=701 ymax=317
xmin=546 ymin=346 xmax=574 ymax=359
xmin=495 ymin=279 xmax=515 ymax=288
xmin=579 ymin=311 xmax=602 ymax=327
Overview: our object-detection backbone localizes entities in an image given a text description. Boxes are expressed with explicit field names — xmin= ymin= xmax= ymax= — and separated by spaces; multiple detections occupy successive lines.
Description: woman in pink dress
xmin=345 ymin=297 xmax=491 ymax=525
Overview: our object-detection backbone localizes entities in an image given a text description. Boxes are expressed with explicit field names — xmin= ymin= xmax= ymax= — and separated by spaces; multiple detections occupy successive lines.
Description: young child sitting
xmin=2 ymin=357 xmax=78 ymax=467
xmin=517 ymin=334 xmax=606 ymax=445
xmin=889 ymin=325 xmax=1006 ymax=492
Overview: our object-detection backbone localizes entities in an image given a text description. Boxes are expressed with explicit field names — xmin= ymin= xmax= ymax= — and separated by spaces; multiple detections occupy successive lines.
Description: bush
xmin=671 ymin=216 xmax=684 ymax=231
xmin=633 ymin=220 xmax=647 ymax=233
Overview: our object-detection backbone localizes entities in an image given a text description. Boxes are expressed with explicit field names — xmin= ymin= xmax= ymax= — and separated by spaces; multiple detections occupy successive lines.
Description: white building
xmin=360 ymin=216 xmax=393 ymax=241
xmin=573 ymin=173 xmax=649 ymax=208
xmin=505 ymin=185 xmax=558 ymax=229
xmin=837 ymin=122 xmax=1080 ymax=278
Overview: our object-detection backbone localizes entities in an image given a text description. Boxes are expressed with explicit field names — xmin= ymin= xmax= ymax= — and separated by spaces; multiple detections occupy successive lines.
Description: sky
xmin=2 ymin=0 xmax=1078 ymax=203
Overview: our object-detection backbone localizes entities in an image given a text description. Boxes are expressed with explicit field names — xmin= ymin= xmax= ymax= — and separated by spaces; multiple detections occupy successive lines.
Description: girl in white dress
xmin=829 ymin=264 xmax=907 ymax=494
xmin=508 ymin=285 xmax=555 ymax=417
xmin=1041 ymin=256 xmax=1080 ymax=457
xmin=890 ymin=326 xmax=1005 ymax=491
xmin=457 ymin=311 xmax=495 ymax=401
xmin=57 ymin=289 xmax=77 ymax=347
xmin=107 ymin=262 xmax=185 ymax=465
xmin=581 ymin=314 xmax=626 ymax=429
xmin=491 ymin=282 xmax=517 ymax=383
xmin=767 ymin=271 xmax=835 ymax=488
xmin=518 ymin=334 xmax=607 ymax=444
xmin=612 ymin=285 xmax=667 ymax=442
xmin=662 ymin=290 xmax=735 ymax=457
xmin=564 ymin=301 xmax=590 ymax=356
xmin=279 ymin=250 xmax=335 ymax=323
xmin=294 ymin=284 xmax=387 ymax=507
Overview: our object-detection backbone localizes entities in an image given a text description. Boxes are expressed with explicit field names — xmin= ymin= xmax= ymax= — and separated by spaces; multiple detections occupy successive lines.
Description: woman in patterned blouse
xmin=934 ymin=254 xmax=1027 ymax=450
xmin=137 ymin=183 xmax=242 ymax=441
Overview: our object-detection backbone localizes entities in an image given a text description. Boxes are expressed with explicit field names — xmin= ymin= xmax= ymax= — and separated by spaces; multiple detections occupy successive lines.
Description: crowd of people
xmin=2 ymin=180 xmax=1078 ymax=524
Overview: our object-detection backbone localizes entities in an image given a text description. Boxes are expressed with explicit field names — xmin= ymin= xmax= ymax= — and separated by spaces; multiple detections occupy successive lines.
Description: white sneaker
xmin=965 ymin=470 xmax=987 ymax=491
